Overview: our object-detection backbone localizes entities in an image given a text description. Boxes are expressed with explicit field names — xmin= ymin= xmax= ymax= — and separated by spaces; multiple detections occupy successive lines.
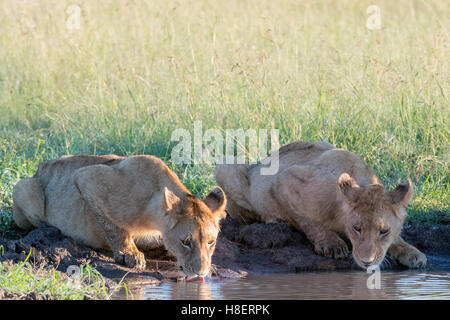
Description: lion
xmin=215 ymin=141 xmax=427 ymax=269
xmin=13 ymin=154 xmax=227 ymax=276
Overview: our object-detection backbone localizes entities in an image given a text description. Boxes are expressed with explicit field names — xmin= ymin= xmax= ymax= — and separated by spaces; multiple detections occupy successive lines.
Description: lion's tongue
xmin=186 ymin=276 xmax=205 ymax=282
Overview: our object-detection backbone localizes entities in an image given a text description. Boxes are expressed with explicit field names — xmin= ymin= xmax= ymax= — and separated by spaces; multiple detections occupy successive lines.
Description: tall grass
xmin=0 ymin=0 xmax=449 ymax=231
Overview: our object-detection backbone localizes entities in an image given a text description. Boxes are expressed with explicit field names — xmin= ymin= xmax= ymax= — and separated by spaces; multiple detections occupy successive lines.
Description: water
xmin=119 ymin=271 xmax=450 ymax=300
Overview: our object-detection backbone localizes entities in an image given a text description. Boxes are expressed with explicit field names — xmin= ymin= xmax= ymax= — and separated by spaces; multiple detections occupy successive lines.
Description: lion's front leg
xmin=90 ymin=211 xmax=146 ymax=270
xmin=87 ymin=212 xmax=146 ymax=270
xmin=74 ymin=165 xmax=146 ymax=270
xmin=273 ymin=165 xmax=349 ymax=260
xmin=95 ymin=212 xmax=146 ymax=270
xmin=388 ymin=236 xmax=427 ymax=269
xmin=293 ymin=216 xmax=350 ymax=260
xmin=83 ymin=208 xmax=146 ymax=270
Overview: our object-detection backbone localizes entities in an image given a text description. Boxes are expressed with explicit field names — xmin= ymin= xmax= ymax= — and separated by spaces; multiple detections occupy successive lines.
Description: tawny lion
xmin=215 ymin=141 xmax=427 ymax=269
xmin=13 ymin=154 xmax=227 ymax=276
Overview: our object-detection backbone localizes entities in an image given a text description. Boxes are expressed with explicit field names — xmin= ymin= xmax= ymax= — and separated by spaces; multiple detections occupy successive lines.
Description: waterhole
xmin=116 ymin=271 xmax=450 ymax=300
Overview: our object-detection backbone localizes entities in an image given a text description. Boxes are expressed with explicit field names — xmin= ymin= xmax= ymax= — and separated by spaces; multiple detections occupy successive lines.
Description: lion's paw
xmin=114 ymin=250 xmax=146 ymax=270
xmin=398 ymin=249 xmax=427 ymax=269
xmin=313 ymin=233 xmax=349 ymax=260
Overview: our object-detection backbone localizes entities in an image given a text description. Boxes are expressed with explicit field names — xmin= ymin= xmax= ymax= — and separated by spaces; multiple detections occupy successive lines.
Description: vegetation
xmin=0 ymin=0 xmax=448 ymax=298
xmin=0 ymin=250 xmax=125 ymax=299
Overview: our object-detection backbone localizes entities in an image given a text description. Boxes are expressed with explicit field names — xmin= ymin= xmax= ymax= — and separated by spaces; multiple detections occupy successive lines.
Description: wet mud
xmin=1 ymin=217 xmax=449 ymax=299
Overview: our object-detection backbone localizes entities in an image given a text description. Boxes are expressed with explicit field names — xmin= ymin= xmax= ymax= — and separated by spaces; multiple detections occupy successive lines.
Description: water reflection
xmin=144 ymin=280 xmax=220 ymax=300
xmin=134 ymin=271 xmax=450 ymax=300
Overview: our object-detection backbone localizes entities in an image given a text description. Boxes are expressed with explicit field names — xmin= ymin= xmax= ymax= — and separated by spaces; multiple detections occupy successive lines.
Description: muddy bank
xmin=0 ymin=223 xmax=244 ymax=287
xmin=0 ymin=289 xmax=44 ymax=300
xmin=1 ymin=217 xmax=450 ymax=298
xmin=216 ymin=217 xmax=450 ymax=273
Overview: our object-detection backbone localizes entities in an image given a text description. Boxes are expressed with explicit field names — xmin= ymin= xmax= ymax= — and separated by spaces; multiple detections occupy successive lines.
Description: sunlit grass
xmin=0 ymin=0 xmax=448 ymax=298
xmin=1 ymin=0 xmax=448 ymax=228
xmin=0 ymin=250 xmax=126 ymax=299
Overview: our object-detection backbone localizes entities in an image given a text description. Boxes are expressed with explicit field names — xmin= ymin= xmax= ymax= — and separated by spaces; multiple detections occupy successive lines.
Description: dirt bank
xmin=1 ymin=217 xmax=450 ymax=298
xmin=217 ymin=217 xmax=450 ymax=273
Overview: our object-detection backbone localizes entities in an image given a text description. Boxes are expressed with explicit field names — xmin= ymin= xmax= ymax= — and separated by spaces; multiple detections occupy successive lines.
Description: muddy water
xmin=117 ymin=271 xmax=450 ymax=300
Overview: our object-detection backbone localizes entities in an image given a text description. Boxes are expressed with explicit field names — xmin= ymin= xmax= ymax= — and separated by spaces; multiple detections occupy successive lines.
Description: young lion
xmin=215 ymin=141 xmax=427 ymax=269
xmin=13 ymin=154 xmax=227 ymax=276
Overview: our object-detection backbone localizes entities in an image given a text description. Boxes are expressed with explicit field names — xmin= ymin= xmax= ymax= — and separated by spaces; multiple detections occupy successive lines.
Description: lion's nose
xmin=195 ymin=265 xmax=209 ymax=277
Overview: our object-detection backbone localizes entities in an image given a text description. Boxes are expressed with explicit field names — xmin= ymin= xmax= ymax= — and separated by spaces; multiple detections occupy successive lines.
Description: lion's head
xmin=338 ymin=173 xmax=413 ymax=269
xmin=161 ymin=186 xmax=227 ymax=278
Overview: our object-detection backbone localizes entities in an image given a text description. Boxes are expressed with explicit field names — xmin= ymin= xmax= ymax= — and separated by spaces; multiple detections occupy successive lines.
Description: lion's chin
xmin=185 ymin=276 xmax=205 ymax=282
xmin=355 ymin=260 xmax=382 ymax=271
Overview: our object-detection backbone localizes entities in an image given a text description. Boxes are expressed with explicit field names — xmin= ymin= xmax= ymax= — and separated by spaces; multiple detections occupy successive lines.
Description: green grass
xmin=0 ymin=250 xmax=125 ymax=299
xmin=0 ymin=0 xmax=449 ymax=298
xmin=1 ymin=0 xmax=448 ymax=229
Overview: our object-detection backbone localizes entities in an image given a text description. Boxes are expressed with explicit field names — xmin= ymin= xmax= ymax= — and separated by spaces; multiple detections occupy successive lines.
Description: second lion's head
xmin=338 ymin=173 xmax=413 ymax=269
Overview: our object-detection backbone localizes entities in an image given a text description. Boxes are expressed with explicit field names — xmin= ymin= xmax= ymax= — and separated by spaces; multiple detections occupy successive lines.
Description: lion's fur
xmin=13 ymin=155 xmax=227 ymax=274
xmin=215 ymin=141 xmax=426 ymax=269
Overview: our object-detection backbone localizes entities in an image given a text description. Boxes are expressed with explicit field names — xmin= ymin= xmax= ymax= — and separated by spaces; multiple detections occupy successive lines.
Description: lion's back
xmin=31 ymin=155 xmax=127 ymax=248
xmin=34 ymin=154 xmax=125 ymax=189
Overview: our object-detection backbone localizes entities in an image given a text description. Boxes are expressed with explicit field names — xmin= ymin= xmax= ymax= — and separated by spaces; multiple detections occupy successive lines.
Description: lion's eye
xmin=379 ymin=228 xmax=390 ymax=237
xmin=180 ymin=238 xmax=192 ymax=248
xmin=353 ymin=225 xmax=361 ymax=234
xmin=207 ymin=240 xmax=215 ymax=247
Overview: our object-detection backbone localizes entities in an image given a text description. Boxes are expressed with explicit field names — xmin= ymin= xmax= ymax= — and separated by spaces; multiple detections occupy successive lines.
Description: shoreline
xmin=1 ymin=217 xmax=449 ymax=299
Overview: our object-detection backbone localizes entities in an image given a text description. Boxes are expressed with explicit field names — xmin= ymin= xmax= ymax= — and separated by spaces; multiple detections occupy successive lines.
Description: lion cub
xmin=13 ymin=154 xmax=227 ymax=275
xmin=215 ymin=141 xmax=427 ymax=269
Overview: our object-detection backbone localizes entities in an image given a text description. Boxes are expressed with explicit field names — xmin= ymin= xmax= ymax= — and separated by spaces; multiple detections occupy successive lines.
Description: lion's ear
xmin=163 ymin=187 xmax=181 ymax=212
xmin=203 ymin=187 xmax=227 ymax=220
xmin=388 ymin=179 xmax=414 ymax=207
xmin=338 ymin=173 xmax=361 ymax=204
